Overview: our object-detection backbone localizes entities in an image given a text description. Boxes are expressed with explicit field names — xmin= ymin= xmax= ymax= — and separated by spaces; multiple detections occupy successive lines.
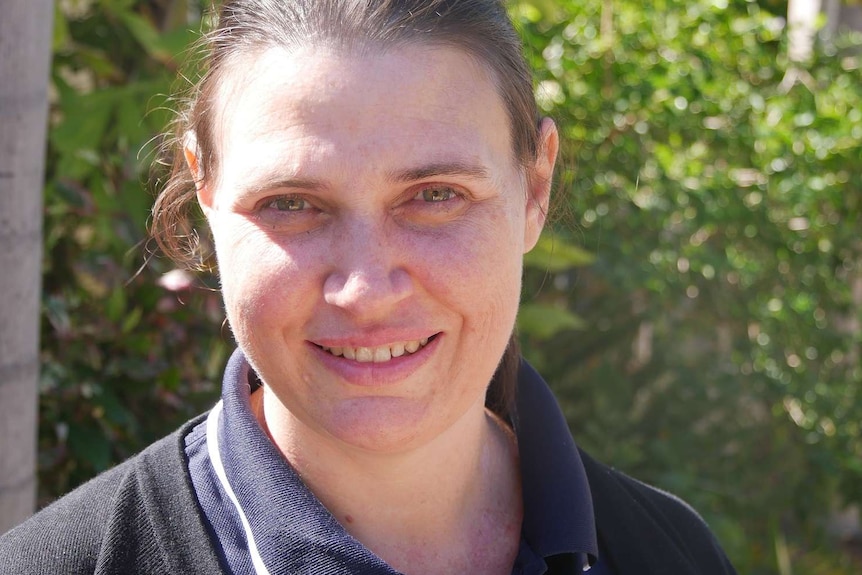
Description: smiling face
xmin=194 ymin=43 xmax=556 ymax=453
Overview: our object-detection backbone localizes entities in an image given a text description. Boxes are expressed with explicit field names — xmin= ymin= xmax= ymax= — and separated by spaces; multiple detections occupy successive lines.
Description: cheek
xmin=211 ymin=216 xmax=320 ymax=333
xmin=210 ymin=201 xmax=526 ymax=339
xmin=411 ymin=205 xmax=525 ymax=323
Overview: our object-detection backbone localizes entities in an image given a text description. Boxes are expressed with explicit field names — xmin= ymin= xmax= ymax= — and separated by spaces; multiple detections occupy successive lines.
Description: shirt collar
xmin=216 ymin=349 xmax=598 ymax=571
xmin=217 ymin=350 xmax=395 ymax=574
xmin=513 ymin=359 xmax=599 ymax=568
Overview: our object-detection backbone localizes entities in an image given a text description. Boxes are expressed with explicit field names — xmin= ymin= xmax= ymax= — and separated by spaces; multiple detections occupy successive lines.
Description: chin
xmin=319 ymin=396 xmax=436 ymax=453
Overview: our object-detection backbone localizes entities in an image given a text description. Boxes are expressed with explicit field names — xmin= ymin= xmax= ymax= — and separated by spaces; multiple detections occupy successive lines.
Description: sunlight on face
xmin=195 ymin=43 xmax=551 ymax=453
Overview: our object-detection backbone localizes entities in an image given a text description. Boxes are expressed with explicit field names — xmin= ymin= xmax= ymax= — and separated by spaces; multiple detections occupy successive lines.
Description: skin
xmin=189 ymin=43 xmax=558 ymax=575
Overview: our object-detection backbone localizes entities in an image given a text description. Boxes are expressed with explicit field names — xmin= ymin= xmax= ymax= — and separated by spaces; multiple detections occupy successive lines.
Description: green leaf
xmin=68 ymin=422 xmax=111 ymax=472
xmin=115 ymin=87 xmax=149 ymax=148
xmin=121 ymin=307 xmax=143 ymax=333
xmin=52 ymin=3 xmax=71 ymax=52
xmin=524 ymin=234 xmax=595 ymax=272
xmin=517 ymin=302 xmax=586 ymax=339
xmin=510 ymin=2 xmax=543 ymax=23
xmin=117 ymin=10 xmax=172 ymax=63
xmin=52 ymin=89 xmax=116 ymax=156
xmin=158 ymin=25 xmax=202 ymax=62
xmin=77 ymin=46 xmax=122 ymax=80
xmin=96 ymin=388 xmax=134 ymax=428
xmin=106 ymin=287 xmax=127 ymax=323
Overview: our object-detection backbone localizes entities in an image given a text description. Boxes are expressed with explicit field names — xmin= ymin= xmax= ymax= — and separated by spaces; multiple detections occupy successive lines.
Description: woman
xmin=0 ymin=1 xmax=736 ymax=574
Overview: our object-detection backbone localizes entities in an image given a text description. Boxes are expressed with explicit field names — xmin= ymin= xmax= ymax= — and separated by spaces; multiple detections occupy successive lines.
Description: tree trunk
xmin=0 ymin=0 xmax=53 ymax=534
xmin=787 ymin=0 xmax=822 ymax=62
xmin=822 ymin=0 xmax=842 ymax=41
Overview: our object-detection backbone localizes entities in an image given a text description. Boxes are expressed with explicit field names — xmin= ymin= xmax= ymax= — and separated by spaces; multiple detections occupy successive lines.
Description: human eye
xmin=262 ymin=195 xmax=310 ymax=212
xmin=397 ymin=183 xmax=470 ymax=225
xmin=252 ymin=193 xmax=327 ymax=234
xmin=414 ymin=185 xmax=459 ymax=203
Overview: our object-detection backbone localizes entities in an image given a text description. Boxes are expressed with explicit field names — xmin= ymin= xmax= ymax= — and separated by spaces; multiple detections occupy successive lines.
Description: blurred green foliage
xmin=514 ymin=0 xmax=862 ymax=572
xmin=40 ymin=0 xmax=861 ymax=573
xmin=41 ymin=0 xmax=228 ymax=498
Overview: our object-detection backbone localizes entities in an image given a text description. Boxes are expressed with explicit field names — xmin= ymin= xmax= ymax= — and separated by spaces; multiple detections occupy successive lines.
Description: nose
xmin=323 ymin=220 xmax=413 ymax=320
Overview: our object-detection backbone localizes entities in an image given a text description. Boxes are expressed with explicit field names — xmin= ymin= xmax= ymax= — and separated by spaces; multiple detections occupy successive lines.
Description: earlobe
xmin=524 ymin=117 xmax=558 ymax=252
xmin=183 ymin=131 xmax=214 ymax=217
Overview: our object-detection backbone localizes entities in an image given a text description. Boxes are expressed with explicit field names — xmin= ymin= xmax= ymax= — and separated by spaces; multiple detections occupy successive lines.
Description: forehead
xmin=210 ymin=43 xmax=515 ymax=184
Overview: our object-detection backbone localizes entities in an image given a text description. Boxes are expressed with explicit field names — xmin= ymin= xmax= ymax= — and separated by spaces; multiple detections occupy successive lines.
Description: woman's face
xmin=195 ymin=43 xmax=556 ymax=453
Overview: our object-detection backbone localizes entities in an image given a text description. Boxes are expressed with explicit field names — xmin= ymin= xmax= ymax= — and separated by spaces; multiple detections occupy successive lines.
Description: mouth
xmin=317 ymin=334 xmax=439 ymax=364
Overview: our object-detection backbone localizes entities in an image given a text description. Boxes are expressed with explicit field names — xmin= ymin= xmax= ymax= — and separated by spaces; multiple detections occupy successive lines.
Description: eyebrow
xmin=389 ymin=161 xmax=490 ymax=183
xmin=237 ymin=161 xmax=490 ymax=197
xmin=237 ymin=176 xmax=320 ymax=197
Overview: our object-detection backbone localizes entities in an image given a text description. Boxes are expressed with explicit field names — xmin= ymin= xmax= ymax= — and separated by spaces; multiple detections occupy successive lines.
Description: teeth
xmin=372 ymin=347 xmax=391 ymax=363
xmin=321 ymin=337 xmax=432 ymax=363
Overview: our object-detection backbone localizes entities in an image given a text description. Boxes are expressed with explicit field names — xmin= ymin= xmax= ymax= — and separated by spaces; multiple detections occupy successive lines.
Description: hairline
xmin=197 ymin=35 xmax=526 ymax=189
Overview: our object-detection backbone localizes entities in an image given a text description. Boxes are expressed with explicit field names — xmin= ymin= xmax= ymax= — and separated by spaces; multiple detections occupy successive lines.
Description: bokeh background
xmin=24 ymin=0 xmax=862 ymax=572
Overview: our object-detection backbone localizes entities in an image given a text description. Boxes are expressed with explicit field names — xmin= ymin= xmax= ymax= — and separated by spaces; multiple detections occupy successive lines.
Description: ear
xmin=524 ymin=117 xmax=558 ymax=252
xmin=184 ymin=131 xmax=214 ymax=218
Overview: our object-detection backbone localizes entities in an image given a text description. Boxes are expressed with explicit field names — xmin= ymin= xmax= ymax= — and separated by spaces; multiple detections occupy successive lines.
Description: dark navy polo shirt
xmin=185 ymin=349 xmax=612 ymax=574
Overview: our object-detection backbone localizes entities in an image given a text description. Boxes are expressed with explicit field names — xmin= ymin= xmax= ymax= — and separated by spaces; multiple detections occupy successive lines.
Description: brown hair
xmin=151 ymin=0 xmax=545 ymax=421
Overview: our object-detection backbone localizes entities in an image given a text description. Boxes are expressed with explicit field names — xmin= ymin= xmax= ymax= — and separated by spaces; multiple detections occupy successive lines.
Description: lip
xmin=308 ymin=333 xmax=442 ymax=387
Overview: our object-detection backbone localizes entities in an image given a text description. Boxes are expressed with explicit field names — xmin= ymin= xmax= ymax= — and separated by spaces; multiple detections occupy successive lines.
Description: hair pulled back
xmin=151 ymin=0 xmax=543 ymax=420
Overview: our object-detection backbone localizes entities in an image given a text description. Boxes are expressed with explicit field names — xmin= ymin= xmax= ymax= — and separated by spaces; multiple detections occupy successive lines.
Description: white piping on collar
xmin=206 ymin=401 xmax=272 ymax=575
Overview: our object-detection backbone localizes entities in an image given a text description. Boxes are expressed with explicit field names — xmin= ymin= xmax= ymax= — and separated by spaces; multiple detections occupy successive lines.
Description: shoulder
xmin=0 ymin=416 xmax=217 ymax=575
xmin=0 ymin=455 xmax=135 ymax=574
xmin=580 ymin=448 xmax=709 ymax=531
xmin=579 ymin=449 xmax=737 ymax=575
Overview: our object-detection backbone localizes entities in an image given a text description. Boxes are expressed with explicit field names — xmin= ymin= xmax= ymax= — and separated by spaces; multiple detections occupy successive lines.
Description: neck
xmin=251 ymin=387 xmax=522 ymax=575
